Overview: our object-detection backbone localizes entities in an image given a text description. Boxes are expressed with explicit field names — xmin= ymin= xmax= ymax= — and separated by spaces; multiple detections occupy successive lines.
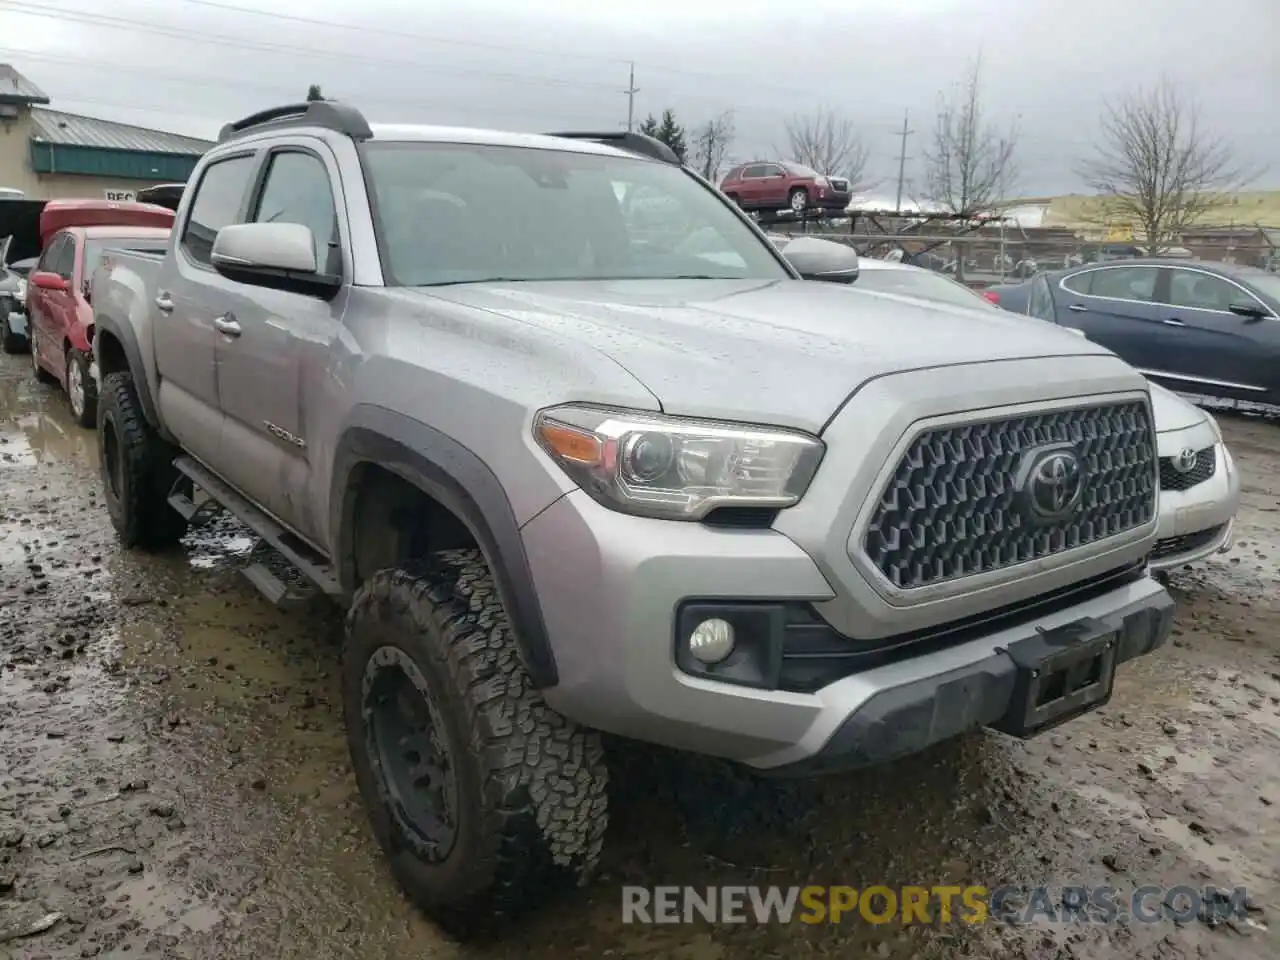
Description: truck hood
xmin=424 ymin=278 xmax=1113 ymax=432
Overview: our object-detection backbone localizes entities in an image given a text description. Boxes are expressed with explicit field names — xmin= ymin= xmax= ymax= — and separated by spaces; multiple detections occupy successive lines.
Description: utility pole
xmin=893 ymin=109 xmax=913 ymax=213
xmin=625 ymin=62 xmax=639 ymax=132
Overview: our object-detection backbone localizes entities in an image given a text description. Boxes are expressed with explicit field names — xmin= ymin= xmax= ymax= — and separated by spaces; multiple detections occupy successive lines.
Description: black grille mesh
xmin=863 ymin=402 xmax=1156 ymax=590
xmin=1159 ymin=447 xmax=1216 ymax=491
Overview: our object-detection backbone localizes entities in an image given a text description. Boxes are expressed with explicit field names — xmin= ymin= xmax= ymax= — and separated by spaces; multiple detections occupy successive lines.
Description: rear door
xmin=215 ymin=142 xmax=350 ymax=540
xmin=153 ymin=152 xmax=259 ymax=468
xmin=1052 ymin=264 xmax=1166 ymax=365
xmin=1154 ymin=266 xmax=1279 ymax=401
xmin=736 ymin=165 xmax=767 ymax=207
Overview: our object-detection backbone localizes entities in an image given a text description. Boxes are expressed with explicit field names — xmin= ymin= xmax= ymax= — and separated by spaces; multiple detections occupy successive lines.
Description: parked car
xmin=844 ymin=256 xmax=1240 ymax=572
xmin=27 ymin=199 xmax=174 ymax=426
xmin=1 ymin=255 xmax=36 ymax=353
xmin=719 ymin=161 xmax=851 ymax=216
xmin=92 ymin=100 xmax=1174 ymax=935
xmin=1021 ymin=258 xmax=1280 ymax=405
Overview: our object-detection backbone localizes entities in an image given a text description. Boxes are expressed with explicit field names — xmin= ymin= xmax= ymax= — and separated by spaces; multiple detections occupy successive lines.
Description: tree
xmin=922 ymin=57 xmax=1018 ymax=216
xmin=783 ymin=110 xmax=869 ymax=187
xmin=690 ymin=110 xmax=735 ymax=181
xmin=306 ymin=84 xmax=324 ymax=102
xmin=638 ymin=109 xmax=688 ymax=163
xmin=1078 ymin=78 xmax=1253 ymax=255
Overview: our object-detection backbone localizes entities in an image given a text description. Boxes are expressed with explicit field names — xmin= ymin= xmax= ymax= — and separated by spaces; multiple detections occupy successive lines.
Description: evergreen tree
xmin=637 ymin=109 xmax=687 ymax=162
xmin=306 ymin=84 xmax=324 ymax=102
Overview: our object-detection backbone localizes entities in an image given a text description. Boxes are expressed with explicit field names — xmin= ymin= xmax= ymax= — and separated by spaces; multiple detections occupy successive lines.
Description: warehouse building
xmin=0 ymin=65 xmax=211 ymax=201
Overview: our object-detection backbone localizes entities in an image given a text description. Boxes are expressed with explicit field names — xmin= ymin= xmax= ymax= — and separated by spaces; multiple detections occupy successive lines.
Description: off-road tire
xmin=67 ymin=347 xmax=97 ymax=428
xmin=1 ymin=308 xmax=26 ymax=354
xmin=97 ymin=371 xmax=188 ymax=549
xmin=344 ymin=551 xmax=608 ymax=938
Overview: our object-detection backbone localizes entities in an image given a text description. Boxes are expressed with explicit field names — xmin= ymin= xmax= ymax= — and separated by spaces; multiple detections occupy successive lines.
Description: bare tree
xmin=1078 ymin=78 xmax=1253 ymax=254
xmin=922 ymin=57 xmax=1018 ymax=217
xmin=783 ymin=110 xmax=870 ymax=187
xmin=690 ymin=110 xmax=736 ymax=181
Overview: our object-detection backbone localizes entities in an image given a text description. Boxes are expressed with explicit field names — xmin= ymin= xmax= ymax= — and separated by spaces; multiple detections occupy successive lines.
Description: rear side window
xmin=742 ymin=164 xmax=767 ymax=178
xmin=51 ymin=236 xmax=76 ymax=279
xmin=1087 ymin=266 xmax=1158 ymax=302
xmin=1061 ymin=270 xmax=1092 ymax=295
xmin=181 ymin=155 xmax=257 ymax=265
xmin=251 ymin=151 xmax=340 ymax=274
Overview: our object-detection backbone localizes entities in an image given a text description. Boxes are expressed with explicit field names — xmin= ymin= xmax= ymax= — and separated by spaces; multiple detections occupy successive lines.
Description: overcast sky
xmin=1 ymin=0 xmax=1276 ymax=197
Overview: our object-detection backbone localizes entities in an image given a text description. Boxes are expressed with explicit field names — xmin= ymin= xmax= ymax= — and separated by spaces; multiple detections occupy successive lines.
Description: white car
xmin=837 ymin=253 xmax=1240 ymax=571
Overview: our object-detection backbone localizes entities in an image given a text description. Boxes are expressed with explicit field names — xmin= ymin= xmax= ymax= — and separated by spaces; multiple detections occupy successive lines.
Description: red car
xmin=27 ymin=200 xmax=174 ymax=426
xmin=719 ymin=162 xmax=852 ymax=216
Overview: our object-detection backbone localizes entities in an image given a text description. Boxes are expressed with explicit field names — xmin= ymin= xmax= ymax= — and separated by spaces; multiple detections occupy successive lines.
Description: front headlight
xmin=13 ymin=280 xmax=24 ymax=305
xmin=533 ymin=404 xmax=825 ymax=520
xmin=1205 ymin=410 xmax=1222 ymax=442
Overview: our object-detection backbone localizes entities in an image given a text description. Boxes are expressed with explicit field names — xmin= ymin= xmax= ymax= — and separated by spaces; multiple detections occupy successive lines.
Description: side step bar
xmin=172 ymin=455 xmax=342 ymax=599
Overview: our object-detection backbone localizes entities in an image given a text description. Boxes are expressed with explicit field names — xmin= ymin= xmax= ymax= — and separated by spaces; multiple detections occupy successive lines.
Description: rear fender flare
xmin=91 ymin=312 xmax=161 ymax=429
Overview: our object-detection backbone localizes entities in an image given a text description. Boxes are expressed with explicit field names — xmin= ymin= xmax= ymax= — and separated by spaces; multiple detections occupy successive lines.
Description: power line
xmin=0 ymin=1 xmax=622 ymax=94
xmin=0 ymin=47 xmax=616 ymax=127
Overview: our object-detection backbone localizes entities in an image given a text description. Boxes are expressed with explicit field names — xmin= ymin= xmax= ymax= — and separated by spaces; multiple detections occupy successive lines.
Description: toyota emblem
xmin=1017 ymin=444 xmax=1084 ymax=524
xmin=1172 ymin=447 xmax=1198 ymax=473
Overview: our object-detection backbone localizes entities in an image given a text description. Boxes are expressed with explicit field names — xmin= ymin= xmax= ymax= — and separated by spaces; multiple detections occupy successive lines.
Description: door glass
xmin=1061 ymin=270 xmax=1092 ymax=295
xmin=742 ymin=165 xmax=766 ymax=178
xmin=52 ymin=237 xmax=76 ymax=279
xmin=1167 ymin=270 xmax=1239 ymax=312
xmin=1086 ymin=267 xmax=1157 ymax=302
xmin=37 ymin=235 xmax=65 ymax=274
xmin=181 ymin=155 xmax=257 ymax=265
xmin=251 ymin=151 xmax=340 ymax=273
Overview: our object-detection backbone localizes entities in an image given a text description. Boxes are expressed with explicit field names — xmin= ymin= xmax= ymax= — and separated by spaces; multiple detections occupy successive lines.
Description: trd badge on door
xmin=264 ymin=421 xmax=306 ymax=449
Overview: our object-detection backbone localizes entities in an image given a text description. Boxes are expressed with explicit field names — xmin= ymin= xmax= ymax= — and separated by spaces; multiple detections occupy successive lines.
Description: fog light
xmin=688 ymin=617 xmax=735 ymax=664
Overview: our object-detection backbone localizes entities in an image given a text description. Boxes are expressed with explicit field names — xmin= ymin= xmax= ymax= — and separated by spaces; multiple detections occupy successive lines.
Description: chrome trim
xmin=1058 ymin=263 xmax=1277 ymax=318
xmin=1162 ymin=264 xmax=1276 ymax=318
xmin=848 ymin=389 xmax=1158 ymax=608
xmin=1058 ymin=264 xmax=1160 ymax=304
xmin=1137 ymin=367 xmax=1267 ymax=393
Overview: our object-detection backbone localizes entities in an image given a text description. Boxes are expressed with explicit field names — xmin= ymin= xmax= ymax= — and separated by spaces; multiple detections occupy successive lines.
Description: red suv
xmin=719 ymin=162 xmax=851 ymax=216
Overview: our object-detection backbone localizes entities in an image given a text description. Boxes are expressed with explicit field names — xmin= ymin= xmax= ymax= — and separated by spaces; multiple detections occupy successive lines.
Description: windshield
xmin=360 ymin=141 xmax=788 ymax=286
xmin=83 ymin=238 xmax=169 ymax=281
xmin=853 ymin=266 xmax=994 ymax=310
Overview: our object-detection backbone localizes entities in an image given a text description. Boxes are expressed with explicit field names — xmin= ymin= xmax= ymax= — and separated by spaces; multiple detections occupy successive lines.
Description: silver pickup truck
xmin=90 ymin=100 xmax=1174 ymax=935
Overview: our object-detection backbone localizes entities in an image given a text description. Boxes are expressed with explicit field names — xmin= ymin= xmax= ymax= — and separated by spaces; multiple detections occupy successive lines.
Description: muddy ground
xmin=0 ymin=354 xmax=1276 ymax=960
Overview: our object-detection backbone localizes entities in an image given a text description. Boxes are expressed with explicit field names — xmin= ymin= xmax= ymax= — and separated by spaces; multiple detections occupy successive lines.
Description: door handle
xmin=1162 ymin=318 xmax=1186 ymax=327
xmin=1067 ymin=304 xmax=1088 ymax=312
xmin=154 ymin=292 xmax=174 ymax=313
xmin=213 ymin=313 xmax=242 ymax=337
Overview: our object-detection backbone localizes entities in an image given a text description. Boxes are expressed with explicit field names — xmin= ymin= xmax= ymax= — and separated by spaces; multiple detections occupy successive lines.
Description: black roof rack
xmin=543 ymin=131 xmax=680 ymax=166
xmin=218 ymin=100 xmax=373 ymax=143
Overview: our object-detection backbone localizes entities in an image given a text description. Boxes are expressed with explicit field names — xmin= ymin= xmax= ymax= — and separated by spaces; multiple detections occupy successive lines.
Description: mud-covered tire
xmin=97 ymin=371 xmax=188 ymax=549
xmin=343 ymin=551 xmax=608 ymax=937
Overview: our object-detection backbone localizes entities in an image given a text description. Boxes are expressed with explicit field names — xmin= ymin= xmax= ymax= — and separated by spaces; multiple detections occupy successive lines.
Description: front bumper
xmin=522 ymin=488 xmax=1174 ymax=773
xmin=1150 ymin=440 xmax=1240 ymax=571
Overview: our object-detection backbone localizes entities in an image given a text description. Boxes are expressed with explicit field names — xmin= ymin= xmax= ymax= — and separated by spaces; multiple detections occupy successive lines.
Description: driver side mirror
xmin=211 ymin=222 xmax=341 ymax=298
xmin=30 ymin=270 xmax=69 ymax=292
xmin=779 ymin=236 xmax=860 ymax=284
xmin=1228 ymin=300 xmax=1269 ymax=321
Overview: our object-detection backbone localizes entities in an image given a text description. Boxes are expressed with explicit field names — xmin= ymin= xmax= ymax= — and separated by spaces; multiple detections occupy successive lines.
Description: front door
xmin=215 ymin=144 xmax=349 ymax=542
xmin=1154 ymin=266 xmax=1280 ymax=402
xmin=1053 ymin=264 xmax=1166 ymax=368
xmin=153 ymin=152 xmax=259 ymax=468
xmin=758 ymin=164 xmax=788 ymax=206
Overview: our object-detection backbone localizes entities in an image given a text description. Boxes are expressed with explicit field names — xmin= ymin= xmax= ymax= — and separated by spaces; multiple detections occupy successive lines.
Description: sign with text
xmin=103 ymin=189 xmax=137 ymax=202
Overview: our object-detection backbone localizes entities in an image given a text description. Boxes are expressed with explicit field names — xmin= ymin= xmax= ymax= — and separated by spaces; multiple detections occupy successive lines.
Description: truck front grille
xmin=863 ymin=401 xmax=1156 ymax=590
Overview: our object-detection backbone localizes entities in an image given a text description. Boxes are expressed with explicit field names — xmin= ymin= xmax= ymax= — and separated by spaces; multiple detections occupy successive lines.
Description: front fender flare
xmin=332 ymin=405 xmax=559 ymax=688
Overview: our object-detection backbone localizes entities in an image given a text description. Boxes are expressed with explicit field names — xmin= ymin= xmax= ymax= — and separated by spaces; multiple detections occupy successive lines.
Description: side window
xmin=1167 ymin=270 xmax=1239 ymax=312
xmin=51 ymin=236 xmax=76 ymax=279
xmin=1028 ymin=276 xmax=1055 ymax=320
xmin=742 ymin=164 xmax=766 ymax=178
xmin=37 ymin=235 xmax=66 ymax=274
xmin=763 ymin=164 xmax=784 ymax=177
xmin=1060 ymin=270 xmax=1092 ymax=295
xmin=251 ymin=151 xmax=340 ymax=274
xmin=1087 ymin=267 xmax=1158 ymax=302
xmin=181 ymin=155 xmax=257 ymax=266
